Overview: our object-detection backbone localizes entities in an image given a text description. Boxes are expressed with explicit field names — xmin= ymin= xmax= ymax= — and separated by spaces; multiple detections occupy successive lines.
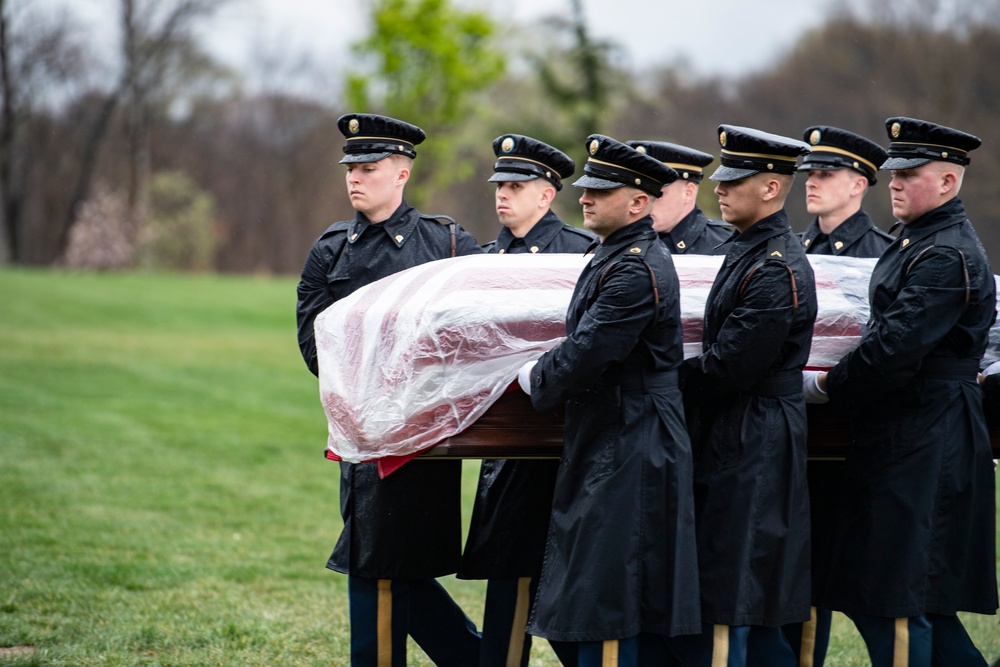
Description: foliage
xmin=345 ymin=0 xmax=505 ymax=198
xmin=62 ymin=184 xmax=135 ymax=269
xmin=137 ymin=170 xmax=216 ymax=271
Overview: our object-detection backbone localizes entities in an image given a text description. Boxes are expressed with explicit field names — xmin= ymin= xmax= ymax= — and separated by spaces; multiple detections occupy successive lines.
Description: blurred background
xmin=4 ymin=0 xmax=1000 ymax=273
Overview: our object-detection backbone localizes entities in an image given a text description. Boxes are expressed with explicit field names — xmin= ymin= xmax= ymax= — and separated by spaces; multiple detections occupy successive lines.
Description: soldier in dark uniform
xmin=798 ymin=125 xmax=893 ymax=257
xmin=627 ymin=140 xmax=730 ymax=255
xmin=680 ymin=125 xmax=816 ymax=667
xmin=460 ymin=133 xmax=592 ymax=667
xmin=520 ymin=135 xmax=701 ymax=666
xmin=784 ymin=125 xmax=891 ymax=667
xmin=808 ymin=118 xmax=998 ymax=666
xmin=295 ymin=113 xmax=483 ymax=667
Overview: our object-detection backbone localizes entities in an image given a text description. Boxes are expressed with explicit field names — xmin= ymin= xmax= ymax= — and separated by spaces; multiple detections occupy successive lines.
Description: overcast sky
xmin=60 ymin=0 xmax=857 ymax=94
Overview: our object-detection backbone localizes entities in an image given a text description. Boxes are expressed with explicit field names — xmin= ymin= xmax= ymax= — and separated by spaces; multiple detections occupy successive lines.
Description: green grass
xmin=0 ymin=268 xmax=997 ymax=666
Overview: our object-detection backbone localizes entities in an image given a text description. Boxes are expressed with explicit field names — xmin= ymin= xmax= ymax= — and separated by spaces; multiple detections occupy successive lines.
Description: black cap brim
xmin=572 ymin=174 xmax=626 ymax=190
xmin=709 ymin=165 xmax=758 ymax=182
xmin=880 ymin=156 xmax=932 ymax=170
xmin=487 ymin=171 xmax=539 ymax=183
xmin=339 ymin=151 xmax=393 ymax=164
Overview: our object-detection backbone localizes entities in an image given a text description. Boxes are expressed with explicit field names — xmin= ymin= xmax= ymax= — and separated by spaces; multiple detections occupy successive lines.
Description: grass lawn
xmin=1 ymin=268 xmax=997 ymax=666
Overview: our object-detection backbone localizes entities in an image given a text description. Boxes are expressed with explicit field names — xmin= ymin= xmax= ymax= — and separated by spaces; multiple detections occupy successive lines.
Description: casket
xmin=315 ymin=253 xmax=1000 ymax=469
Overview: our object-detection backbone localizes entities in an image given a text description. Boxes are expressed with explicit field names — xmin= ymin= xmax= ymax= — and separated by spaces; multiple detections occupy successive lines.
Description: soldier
xmin=519 ymin=135 xmax=701 ymax=666
xmin=808 ymin=118 xmax=998 ymax=666
xmin=460 ymin=133 xmax=592 ymax=667
xmin=296 ymin=113 xmax=483 ymax=666
xmin=784 ymin=125 xmax=891 ymax=667
xmin=627 ymin=140 xmax=730 ymax=255
xmin=798 ymin=125 xmax=893 ymax=257
xmin=681 ymin=125 xmax=816 ymax=666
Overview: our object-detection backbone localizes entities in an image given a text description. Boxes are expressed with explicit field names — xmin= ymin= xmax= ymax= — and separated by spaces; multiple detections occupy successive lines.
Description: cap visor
xmin=340 ymin=151 xmax=393 ymax=164
xmin=796 ymin=160 xmax=841 ymax=172
xmin=880 ymin=156 xmax=931 ymax=170
xmin=709 ymin=165 xmax=758 ymax=182
xmin=487 ymin=171 xmax=538 ymax=183
xmin=572 ymin=174 xmax=625 ymax=190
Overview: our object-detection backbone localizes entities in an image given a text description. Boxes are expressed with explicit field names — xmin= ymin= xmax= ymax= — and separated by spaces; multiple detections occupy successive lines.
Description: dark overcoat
xmin=682 ymin=210 xmax=817 ymax=627
xmin=296 ymin=201 xmax=482 ymax=578
xmin=799 ymin=209 xmax=893 ymax=257
xmin=819 ymin=197 xmax=998 ymax=617
xmin=526 ymin=217 xmax=702 ymax=642
xmin=460 ymin=210 xmax=595 ymax=580
xmin=658 ymin=206 xmax=731 ymax=255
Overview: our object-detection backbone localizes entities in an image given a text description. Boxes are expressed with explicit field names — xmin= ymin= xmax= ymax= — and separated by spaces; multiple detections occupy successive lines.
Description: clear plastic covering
xmin=315 ymin=252 xmax=997 ymax=462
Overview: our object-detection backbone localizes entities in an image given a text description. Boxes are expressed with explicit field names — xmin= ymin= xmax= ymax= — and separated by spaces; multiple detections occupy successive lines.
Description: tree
xmin=345 ymin=0 xmax=505 ymax=199
xmin=0 ymin=0 xmax=88 ymax=263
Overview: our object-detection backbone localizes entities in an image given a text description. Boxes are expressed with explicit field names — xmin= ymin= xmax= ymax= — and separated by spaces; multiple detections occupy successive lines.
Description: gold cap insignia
xmin=530 ymin=246 xmax=539 ymax=253
xmin=902 ymin=238 xmax=910 ymax=247
xmin=834 ymin=241 xmax=844 ymax=250
xmin=395 ymin=234 xmax=404 ymax=243
xmin=348 ymin=118 xmax=360 ymax=134
xmin=809 ymin=129 xmax=821 ymax=145
xmin=891 ymin=122 xmax=902 ymax=138
xmin=682 ymin=171 xmax=690 ymax=179
xmin=501 ymin=136 xmax=515 ymax=153
xmin=634 ymin=178 xmax=641 ymax=185
xmin=589 ymin=139 xmax=600 ymax=155
xmin=941 ymin=151 xmax=949 ymax=159
xmin=770 ymin=250 xmax=783 ymax=257
xmin=635 ymin=145 xmax=647 ymax=154
xmin=397 ymin=145 xmax=404 ymax=152
xmin=546 ymin=171 xmax=552 ymax=178
xmin=853 ymin=161 xmax=860 ymax=169
xmin=804 ymin=238 xmax=811 ymax=246
xmin=677 ymin=240 xmax=686 ymax=249
xmin=719 ymin=130 xmax=727 ymax=147
xmin=767 ymin=163 xmax=774 ymax=170
xmin=629 ymin=246 xmax=642 ymax=253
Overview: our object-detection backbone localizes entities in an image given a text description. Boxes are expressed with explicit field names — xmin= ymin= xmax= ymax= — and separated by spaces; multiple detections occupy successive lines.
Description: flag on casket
xmin=314 ymin=253 xmax=883 ymax=470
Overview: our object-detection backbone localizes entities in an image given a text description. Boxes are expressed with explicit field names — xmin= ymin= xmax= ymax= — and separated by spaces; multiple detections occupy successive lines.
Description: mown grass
xmin=0 ymin=268 xmax=997 ymax=666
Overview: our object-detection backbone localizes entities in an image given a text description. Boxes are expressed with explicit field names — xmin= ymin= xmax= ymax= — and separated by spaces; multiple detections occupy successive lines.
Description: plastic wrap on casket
xmin=314 ymin=253 xmax=900 ymax=463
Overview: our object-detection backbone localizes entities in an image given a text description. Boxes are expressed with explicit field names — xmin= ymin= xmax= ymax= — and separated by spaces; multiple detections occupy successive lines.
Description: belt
xmin=914 ymin=357 xmax=979 ymax=379
xmin=616 ymin=369 xmax=679 ymax=393
xmin=750 ymin=370 xmax=802 ymax=396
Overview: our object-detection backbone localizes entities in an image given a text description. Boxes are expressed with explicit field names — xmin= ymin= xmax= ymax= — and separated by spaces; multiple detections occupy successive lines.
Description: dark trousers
xmin=480 ymin=577 xmax=577 ymax=667
xmin=848 ymin=612 xmax=988 ymax=667
xmin=782 ymin=606 xmax=832 ymax=667
xmin=347 ymin=576 xmax=480 ymax=667
xmin=667 ymin=624 xmax=798 ymax=667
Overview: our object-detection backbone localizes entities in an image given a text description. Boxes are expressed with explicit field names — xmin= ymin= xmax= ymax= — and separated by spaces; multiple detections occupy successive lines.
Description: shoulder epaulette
xmin=597 ymin=238 xmax=660 ymax=320
xmin=318 ymin=220 xmax=351 ymax=240
xmin=739 ymin=235 xmax=799 ymax=312
xmin=420 ymin=213 xmax=458 ymax=257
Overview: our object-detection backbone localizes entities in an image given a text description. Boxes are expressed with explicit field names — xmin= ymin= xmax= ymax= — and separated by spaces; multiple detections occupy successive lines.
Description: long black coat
xmin=798 ymin=206 xmax=892 ymax=604
xmin=525 ymin=217 xmax=701 ymax=642
xmin=460 ymin=210 xmax=595 ymax=580
xmin=799 ymin=208 xmax=893 ymax=257
xmin=296 ymin=201 xmax=482 ymax=578
xmin=658 ymin=206 xmax=731 ymax=255
xmin=682 ymin=210 xmax=817 ymax=627
xmin=819 ymin=197 xmax=998 ymax=617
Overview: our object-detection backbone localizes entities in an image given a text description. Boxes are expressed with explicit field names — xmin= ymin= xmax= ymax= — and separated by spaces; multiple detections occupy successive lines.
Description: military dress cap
xmin=710 ymin=124 xmax=811 ymax=182
xmin=881 ymin=116 xmax=981 ymax=170
xmin=626 ymin=140 xmax=714 ymax=182
xmin=573 ymin=134 xmax=678 ymax=197
xmin=799 ymin=125 xmax=888 ymax=185
xmin=488 ymin=134 xmax=575 ymax=190
xmin=337 ymin=113 xmax=426 ymax=164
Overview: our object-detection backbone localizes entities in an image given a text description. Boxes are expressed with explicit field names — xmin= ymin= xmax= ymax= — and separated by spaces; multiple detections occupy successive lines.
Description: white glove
xmin=517 ymin=360 xmax=537 ymax=396
xmin=802 ymin=370 xmax=829 ymax=404
xmin=981 ymin=360 xmax=1000 ymax=376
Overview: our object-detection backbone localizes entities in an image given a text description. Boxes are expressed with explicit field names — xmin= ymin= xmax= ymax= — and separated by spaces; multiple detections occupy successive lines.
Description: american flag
xmin=314 ymin=253 xmax=881 ymax=465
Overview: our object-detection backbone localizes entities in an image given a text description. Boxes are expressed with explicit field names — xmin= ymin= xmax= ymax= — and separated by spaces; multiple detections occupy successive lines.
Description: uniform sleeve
xmin=296 ymin=239 xmax=339 ymax=376
xmin=684 ymin=261 xmax=797 ymax=398
xmin=530 ymin=258 xmax=657 ymax=413
xmin=454 ymin=224 xmax=485 ymax=257
xmin=827 ymin=246 xmax=969 ymax=401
